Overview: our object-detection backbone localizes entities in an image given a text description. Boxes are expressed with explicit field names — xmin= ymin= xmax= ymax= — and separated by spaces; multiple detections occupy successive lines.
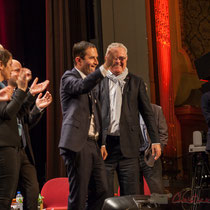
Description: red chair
xmin=41 ymin=177 xmax=69 ymax=210
xmin=143 ymin=177 xmax=151 ymax=195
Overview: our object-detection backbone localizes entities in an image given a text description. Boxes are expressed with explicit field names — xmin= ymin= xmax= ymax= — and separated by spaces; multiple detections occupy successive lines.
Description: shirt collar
xmin=0 ymin=82 xmax=6 ymax=88
xmin=75 ymin=67 xmax=86 ymax=79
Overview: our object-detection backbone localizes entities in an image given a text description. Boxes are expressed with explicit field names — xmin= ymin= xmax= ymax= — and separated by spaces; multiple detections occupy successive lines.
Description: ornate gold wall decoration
xmin=179 ymin=0 xmax=210 ymax=68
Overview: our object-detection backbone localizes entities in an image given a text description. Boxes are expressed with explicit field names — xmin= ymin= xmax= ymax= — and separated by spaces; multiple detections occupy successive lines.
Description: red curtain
xmin=154 ymin=0 xmax=177 ymax=156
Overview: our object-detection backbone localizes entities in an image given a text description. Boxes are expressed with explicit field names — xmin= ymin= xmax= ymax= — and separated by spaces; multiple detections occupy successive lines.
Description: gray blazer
xmin=144 ymin=104 xmax=168 ymax=167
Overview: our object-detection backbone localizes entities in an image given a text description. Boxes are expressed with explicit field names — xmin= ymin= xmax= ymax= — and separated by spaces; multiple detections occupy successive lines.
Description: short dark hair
xmin=72 ymin=41 xmax=96 ymax=65
xmin=0 ymin=48 xmax=12 ymax=66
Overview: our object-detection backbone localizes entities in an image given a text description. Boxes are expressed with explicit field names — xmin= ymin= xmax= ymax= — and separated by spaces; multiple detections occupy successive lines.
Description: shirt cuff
xmin=36 ymin=106 xmax=44 ymax=112
xmin=101 ymin=145 xmax=106 ymax=148
xmin=99 ymin=65 xmax=108 ymax=77
xmin=152 ymin=143 xmax=161 ymax=145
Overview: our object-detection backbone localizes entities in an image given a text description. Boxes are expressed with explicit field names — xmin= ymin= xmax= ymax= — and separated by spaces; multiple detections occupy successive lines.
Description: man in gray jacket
xmin=139 ymin=103 xmax=168 ymax=194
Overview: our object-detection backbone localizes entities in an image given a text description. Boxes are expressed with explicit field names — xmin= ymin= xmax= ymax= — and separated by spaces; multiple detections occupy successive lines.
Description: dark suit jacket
xmin=0 ymin=88 xmax=28 ymax=147
xmin=20 ymin=104 xmax=44 ymax=165
xmin=98 ymin=73 xmax=160 ymax=158
xmin=0 ymin=86 xmax=43 ymax=165
xmin=144 ymin=104 xmax=168 ymax=167
xmin=201 ymin=91 xmax=210 ymax=150
xmin=59 ymin=68 xmax=104 ymax=152
xmin=151 ymin=104 xmax=168 ymax=148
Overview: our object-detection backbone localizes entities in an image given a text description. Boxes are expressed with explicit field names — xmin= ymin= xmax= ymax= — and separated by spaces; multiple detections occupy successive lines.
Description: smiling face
xmin=108 ymin=47 xmax=127 ymax=76
xmin=75 ymin=47 xmax=99 ymax=75
xmin=11 ymin=59 xmax=22 ymax=81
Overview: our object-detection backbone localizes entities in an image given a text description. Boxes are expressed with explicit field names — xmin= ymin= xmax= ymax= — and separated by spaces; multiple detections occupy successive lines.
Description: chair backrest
xmin=41 ymin=177 xmax=69 ymax=208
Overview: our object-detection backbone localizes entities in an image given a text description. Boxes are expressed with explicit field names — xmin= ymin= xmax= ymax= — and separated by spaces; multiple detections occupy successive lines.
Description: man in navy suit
xmin=59 ymin=41 xmax=113 ymax=210
xmin=98 ymin=43 xmax=161 ymax=197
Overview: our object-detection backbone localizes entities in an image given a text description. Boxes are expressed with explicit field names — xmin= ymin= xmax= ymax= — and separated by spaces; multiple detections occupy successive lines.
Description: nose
xmin=94 ymin=58 xmax=98 ymax=65
xmin=114 ymin=58 xmax=121 ymax=65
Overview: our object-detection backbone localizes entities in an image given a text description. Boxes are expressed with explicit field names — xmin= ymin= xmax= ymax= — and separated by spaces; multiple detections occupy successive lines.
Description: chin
xmin=112 ymin=69 xmax=123 ymax=75
xmin=113 ymin=66 xmax=123 ymax=71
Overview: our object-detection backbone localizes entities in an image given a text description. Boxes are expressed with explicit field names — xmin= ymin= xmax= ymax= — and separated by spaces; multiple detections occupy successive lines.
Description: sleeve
xmin=138 ymin=80 xmax=160 ymax=144
xmin=0 ymin=89 xmax=27 ymax=120
xmin=18 ymin=91 xmax=37 ymax=118
xmin=157 ymin=107 xmax=168 ymax=148
xmin=61 ymin=68 xmax=104 ymax=96
xmin=27 ymin=105 xmax=44 ymax=129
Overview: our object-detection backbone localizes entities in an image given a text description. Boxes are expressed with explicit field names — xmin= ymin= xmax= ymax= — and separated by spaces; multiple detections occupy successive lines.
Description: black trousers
xmin=105 ymin=136 xmax=140 ymax=197
xmin=0 ymin=147 xmax=39 ymax=210
xmin=139 ymin=152 xmax=164 ymax=194
xmin=61 ymin=139 xmax=108 ymax=210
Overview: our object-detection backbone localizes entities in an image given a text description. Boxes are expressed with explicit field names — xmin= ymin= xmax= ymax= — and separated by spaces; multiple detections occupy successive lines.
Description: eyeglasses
xmin=114 ymin=56 xmax=127 ymax=61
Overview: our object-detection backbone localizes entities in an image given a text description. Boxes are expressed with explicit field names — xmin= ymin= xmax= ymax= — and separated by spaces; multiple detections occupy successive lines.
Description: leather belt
xmin=107 ymin=135 xmax=120 ymax=140
xmin=88 ymin=135 xmax=99 ymax=141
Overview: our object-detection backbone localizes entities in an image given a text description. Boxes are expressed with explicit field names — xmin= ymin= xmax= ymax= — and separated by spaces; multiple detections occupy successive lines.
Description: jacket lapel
xmin=122 ymin=73 xmax=130 ymax=103
xmin=71 ymin=68 xmax=81 ymax=78
xmin=101 ymin=77 xmax=110 ymax=109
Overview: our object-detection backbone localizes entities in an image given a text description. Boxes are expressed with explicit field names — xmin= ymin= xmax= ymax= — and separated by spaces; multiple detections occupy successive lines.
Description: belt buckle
xmin=89 ymin=135 xmax=98 ymax=141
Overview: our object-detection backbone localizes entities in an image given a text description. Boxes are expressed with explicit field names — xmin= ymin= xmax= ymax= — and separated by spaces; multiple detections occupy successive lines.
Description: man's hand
xmin=0 ymin=86 xmax=13 ymax=101
xmin=16 ymin=69 xmax=28 ymax=92
xmin=22 ymin=68 xmax=32 ymax=82
xmin=101 ymin=146 xmax=108 ymax=160
xmin=103 ymin=50 xmax=115 ymax=70
xmin=36 ymin=91 xmax=52 ymax=109
xmin=30 ymin=77 xmax=49 ymax=96
xmin=152 ymin=144 xmax=161 ymax=160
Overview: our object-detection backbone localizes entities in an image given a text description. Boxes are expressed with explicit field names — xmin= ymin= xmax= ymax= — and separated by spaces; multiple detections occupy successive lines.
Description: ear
xmin=75 ymin=56 xmax=81 ymax=65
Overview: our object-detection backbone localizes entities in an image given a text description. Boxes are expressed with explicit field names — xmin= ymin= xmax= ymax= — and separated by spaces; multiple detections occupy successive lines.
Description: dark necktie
xmin=17 ymin=118 xmax=27 ymax=148
xmin=88 ymin=91 xmax=100 ymax=134
xmin=12 ymin=88 xmax=27 ymax=148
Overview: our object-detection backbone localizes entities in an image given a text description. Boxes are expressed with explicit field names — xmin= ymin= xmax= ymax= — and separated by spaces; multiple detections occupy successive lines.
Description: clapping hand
xmin=30 ymin=77 xmax=49 ymax=96
xmin=16 ymin=69 xmax=28 ymax=91
xmin=0 ymin=86 xmax=14 ymax=101
xmin=22 ymin=68 xmax=32 ymax=82
xmin=36 ymin=91 xmax=52 ymax=109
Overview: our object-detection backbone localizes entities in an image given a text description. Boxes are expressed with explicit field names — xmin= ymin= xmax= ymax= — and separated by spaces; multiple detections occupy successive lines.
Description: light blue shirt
xmin=139 ymin=114 xmax=149 ymax=151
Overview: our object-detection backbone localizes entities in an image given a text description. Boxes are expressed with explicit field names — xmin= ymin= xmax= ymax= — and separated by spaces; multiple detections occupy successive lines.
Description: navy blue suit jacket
xmin=59 ymin=68 xmax=104 ymax=152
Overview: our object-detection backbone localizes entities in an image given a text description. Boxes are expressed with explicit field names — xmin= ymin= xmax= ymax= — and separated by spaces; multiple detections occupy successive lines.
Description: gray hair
xmin=105 ymin=43 xmax=128 ymax=56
